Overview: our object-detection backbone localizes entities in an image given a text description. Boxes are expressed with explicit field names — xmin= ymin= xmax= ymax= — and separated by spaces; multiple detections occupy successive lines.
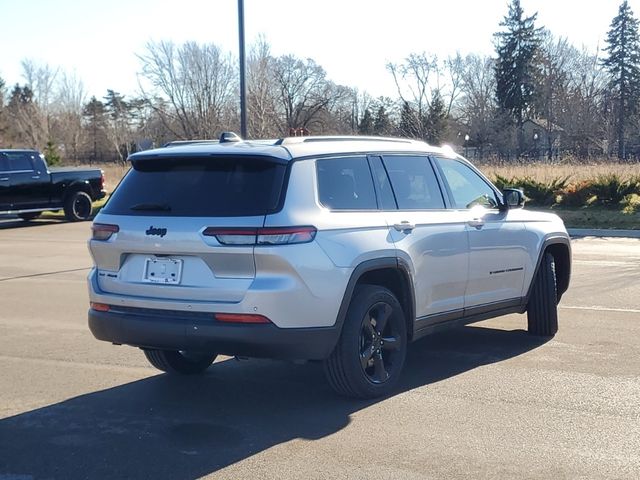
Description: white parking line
xmin=561 ymin=305 xmax=640 ymax=314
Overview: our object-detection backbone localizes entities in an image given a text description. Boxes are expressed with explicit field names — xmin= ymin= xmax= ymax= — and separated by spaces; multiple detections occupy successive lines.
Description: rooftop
xmin=130 ymin=135 xmax=457 ymax=163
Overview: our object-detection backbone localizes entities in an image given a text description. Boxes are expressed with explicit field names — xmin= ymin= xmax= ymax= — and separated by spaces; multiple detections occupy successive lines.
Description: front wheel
xmin=64 ymin=190 xmax=93 ymax=221
xmin=527 ymin=252 xmax=558 ymax=336
xmin=143 ymin=349 xmax=217 ymax=374
xmin=324 ymin=285 xmax=407 ymax=399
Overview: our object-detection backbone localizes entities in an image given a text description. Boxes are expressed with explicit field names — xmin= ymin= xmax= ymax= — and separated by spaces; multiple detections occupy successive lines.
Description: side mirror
xmin=502 ymin=188 xmax=525 ymax=209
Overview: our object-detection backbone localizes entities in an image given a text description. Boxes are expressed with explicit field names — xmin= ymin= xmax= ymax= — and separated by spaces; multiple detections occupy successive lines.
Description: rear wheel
xmin=324 ymin=285 xmax=407 ymax=399
xmin=18 ymin=212 xmax=41 ymax=221
xmin=143 ymin=349 xmax=217 ymax=374
xmin=527 ymin=252 xmax=558 ymax=336
xmin=64 ymin=190 xmax=93 ymax=221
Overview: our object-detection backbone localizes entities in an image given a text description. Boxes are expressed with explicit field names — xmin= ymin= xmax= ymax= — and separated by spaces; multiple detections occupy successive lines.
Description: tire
xmin=527 ymin=252 xmax=558 ymax=336
xmin=64 ymin=190 xmax=93 ymax=221
xmin=143 ymin=349 xmax=217 ymax=375
xmin=19 ymin=212 xmax=41 ymax=221
xmin=324 ymin=285 xmax=407 ymax=399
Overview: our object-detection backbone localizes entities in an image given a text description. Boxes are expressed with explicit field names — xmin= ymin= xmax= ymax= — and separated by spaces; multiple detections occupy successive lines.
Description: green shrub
xmin=588 ymin=174 xmax=636 ymax=206
xmin=558 ymin=180 xmax=595 ymax=207
xmin=621 ymin=193 xmax=640 ymax=214
xmin=492 ymin=175 xmax=568 ymax=207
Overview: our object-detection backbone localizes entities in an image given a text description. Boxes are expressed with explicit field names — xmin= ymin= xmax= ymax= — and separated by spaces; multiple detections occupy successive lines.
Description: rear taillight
xmin=203 ymin=226 xmax=316 ymax=246
xmin=100 ymin=170 xmax=106 ymax=190
xmin=215 ymin=313 xmax=271 ymax=324
xmin=92 ymin=223 xmax=119 ymax=241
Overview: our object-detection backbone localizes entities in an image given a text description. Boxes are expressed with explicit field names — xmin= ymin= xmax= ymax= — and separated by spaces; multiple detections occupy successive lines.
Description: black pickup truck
xmin=0 ymin=149 xmax=106 ymax=221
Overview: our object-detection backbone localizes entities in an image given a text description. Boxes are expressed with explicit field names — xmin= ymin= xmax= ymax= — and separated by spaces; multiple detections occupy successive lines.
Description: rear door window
xmin=382 ymin=155 xmax=445 ymax=210
xmin=103 ymin=156 xmax=287 ymax=217
xmin=316 ymin=156 xmax=377 ymax=210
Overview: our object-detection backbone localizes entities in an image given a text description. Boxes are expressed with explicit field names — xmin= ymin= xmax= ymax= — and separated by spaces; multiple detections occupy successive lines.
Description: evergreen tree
xmin=425 ymin=91 xmax=447 ymax=145
xmin=602 ymin=0 xmax=640 ymax=159
xmin=82 ymin=96 xmax=108 ymax=163
xmin=494 ymin=0 xmax=543 ymax=156
xmin=43 ymin=140 xmax=61 ymax=166
xmin=373 ymin=106 xmax=391 ymax=136
xmin=358 ymin=109 xmax=374 ymax=135
xmin=399 ymin=101 xmax=419 ymax=138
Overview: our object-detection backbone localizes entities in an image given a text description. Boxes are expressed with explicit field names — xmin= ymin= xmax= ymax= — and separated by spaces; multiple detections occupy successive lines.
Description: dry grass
xmin=477 ymin=161 xmax=640 ymax=183
xmin=96 ymin=163 xmax=130 ymax=193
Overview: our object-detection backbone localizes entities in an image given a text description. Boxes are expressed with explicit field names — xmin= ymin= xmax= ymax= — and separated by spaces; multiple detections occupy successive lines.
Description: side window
xmin=316 ymin=156 xmax=377 ymax=210
xmin=382 ymin=155 xmax=445 ymax=210
xmin=435 ymin=157 xmax=499 ymax=209
xmin=7 ymin=153 xmax=34 ymax=172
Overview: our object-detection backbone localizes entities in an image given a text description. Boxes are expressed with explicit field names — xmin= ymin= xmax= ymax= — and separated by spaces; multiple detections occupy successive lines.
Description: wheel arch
xmin=526 ymin=236 xmax=571 ymax=303
xmin=62 ymin=180 xmax=94 ymax=202
xmin=335 ymin=258 xmax=416 ymax=342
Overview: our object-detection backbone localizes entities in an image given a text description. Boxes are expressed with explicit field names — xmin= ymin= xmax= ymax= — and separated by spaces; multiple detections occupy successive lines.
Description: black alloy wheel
xmin=324 ymin=285 xmax=407 ymax=399
xmin=359 ymin=301 xmax=403 ymax=384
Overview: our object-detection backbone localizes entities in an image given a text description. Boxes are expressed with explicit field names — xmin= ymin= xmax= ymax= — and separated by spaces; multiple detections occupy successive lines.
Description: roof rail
xmin=277 ymin=135 xmax=422 ymax=146
xmin=163 ymin=139 xmax=219 ymax=147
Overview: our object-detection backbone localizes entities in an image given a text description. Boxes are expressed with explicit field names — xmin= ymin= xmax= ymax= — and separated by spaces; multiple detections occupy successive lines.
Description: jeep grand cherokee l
xmin=87 ymin=136 xmax=571 ymax=398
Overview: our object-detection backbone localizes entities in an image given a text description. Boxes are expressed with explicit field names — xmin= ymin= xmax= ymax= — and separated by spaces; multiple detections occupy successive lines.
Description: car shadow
xmin=0 ymin=216 xmax=63 ymax=229
xmin=0 ymin=216 xmax=98 ymax=230
xmin=0 ymin=325 xmax=548 ymax=479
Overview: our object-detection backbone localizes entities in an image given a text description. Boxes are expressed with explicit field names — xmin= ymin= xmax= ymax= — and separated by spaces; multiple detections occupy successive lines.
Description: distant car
xmin=0 ymin=149 xmax=106 ymax=221
xmin=87 ymin=135 xmax=571 ymax=398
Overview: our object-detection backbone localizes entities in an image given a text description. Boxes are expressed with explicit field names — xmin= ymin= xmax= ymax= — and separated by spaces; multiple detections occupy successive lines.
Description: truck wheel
xmin=64 ymin=190 xmax=93 ymax=221
xmin=324 ymin=285 xmax=407 ymax=399
xmin=527 ymin=252 xmax=558 ymax=336
xmin=19 ymin=212 xmax=41 ymax=221
xmin=143 ymin=349 xmax=217 ymax=374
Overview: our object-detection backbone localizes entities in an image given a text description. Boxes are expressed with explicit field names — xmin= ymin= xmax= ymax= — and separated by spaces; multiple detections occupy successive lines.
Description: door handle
xmin=393 ymin=221 xmax=415 ymax=232
xmin=0 ymin=177 xmax=9 ymax=182
xmin=31 ymin=175 xmax=40 ymax=179
xmin=467 ymin=218 xmax=485 ymax=229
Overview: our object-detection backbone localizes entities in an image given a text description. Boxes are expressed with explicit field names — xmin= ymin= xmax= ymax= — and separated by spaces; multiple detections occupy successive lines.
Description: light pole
xmin=238 ymin=0 xmax=247 ymax=139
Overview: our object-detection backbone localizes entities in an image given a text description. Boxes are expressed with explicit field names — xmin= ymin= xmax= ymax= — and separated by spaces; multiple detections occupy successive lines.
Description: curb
xmin=568 ymin=228 xmax=640 ymax=239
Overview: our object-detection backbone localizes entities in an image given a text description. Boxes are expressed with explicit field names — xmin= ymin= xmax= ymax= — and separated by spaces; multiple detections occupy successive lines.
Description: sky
xmin=0 ymin=0 xmax=633 ymax=101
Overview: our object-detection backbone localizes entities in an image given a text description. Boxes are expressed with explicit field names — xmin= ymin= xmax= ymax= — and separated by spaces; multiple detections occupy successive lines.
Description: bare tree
xmin=53 ymin=71 xmax=86 ymax=161
xmin=247 ymin=36 xmax=280 ymax=138
xmin=272 ymin=55 xmax=344 ymax=134
xmin=138 ymin=40 xmax=238 ymax=139
xmin=559 ymin=46 xmax=609 ymax=156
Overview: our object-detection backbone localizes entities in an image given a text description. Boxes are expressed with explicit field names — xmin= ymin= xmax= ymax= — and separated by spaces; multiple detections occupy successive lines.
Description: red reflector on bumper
xmin=90 ymin=302 xmax=110 ymax=312
xmin=215 ymin=313 xmax=271 ymax=324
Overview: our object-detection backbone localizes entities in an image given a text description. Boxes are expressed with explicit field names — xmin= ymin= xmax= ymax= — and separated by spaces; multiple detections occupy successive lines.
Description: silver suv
xmin=88 ymin=136 xmax=571 ymax=398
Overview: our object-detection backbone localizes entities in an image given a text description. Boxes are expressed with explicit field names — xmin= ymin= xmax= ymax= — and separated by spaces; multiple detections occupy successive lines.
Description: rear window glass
xmin=103 ymin=156 xmax=287 ymax=217
xmin=316 ymin=156 xmax=377 ymax=210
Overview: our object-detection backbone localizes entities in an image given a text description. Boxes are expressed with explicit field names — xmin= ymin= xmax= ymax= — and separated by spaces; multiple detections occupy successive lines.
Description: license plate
xmin=143 ymin=257 xmax=183 ymax=284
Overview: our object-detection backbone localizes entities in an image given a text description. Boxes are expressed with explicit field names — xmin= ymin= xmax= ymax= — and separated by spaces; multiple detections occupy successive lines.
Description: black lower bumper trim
xmin=88 ymin=308 xmax=340 ymax=361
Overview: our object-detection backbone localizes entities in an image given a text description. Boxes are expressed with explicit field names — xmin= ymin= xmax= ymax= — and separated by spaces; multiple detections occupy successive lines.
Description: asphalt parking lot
xmin=0 ymin=219 xmax=638 ymax=479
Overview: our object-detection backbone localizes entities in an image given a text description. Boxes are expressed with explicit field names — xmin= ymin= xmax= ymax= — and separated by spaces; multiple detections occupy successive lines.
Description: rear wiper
xmin=130 ymin=203 xmax=172 ymax=211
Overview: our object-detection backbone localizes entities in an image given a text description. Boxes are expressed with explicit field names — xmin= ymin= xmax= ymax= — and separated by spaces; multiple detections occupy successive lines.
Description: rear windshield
xmin=103 ymin=156 xmax=287 ymax=217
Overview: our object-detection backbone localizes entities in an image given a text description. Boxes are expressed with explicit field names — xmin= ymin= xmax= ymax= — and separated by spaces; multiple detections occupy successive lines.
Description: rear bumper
xmin=88 ymin=306 xmax=340 ymax=361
